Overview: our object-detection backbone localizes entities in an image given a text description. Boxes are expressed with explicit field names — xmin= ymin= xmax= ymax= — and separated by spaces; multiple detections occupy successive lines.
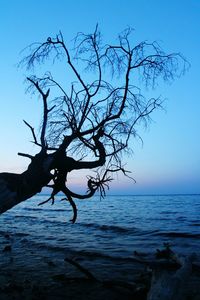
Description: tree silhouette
xmin=0 ymin=27 xmax=187 ymax=222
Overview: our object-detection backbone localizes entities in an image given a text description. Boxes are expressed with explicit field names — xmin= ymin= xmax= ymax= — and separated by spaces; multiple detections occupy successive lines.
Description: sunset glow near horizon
xmin=0 ymin=0 xmax=199 ymax=195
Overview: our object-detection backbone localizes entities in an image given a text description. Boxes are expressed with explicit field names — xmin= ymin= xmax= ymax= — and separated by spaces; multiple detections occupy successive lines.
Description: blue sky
xmin=0 ymin=0 xmax=199 ymax=194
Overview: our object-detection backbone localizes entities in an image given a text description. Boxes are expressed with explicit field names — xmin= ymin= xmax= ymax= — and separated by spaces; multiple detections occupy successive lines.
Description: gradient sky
xmin=0 ymin=0 xmax=199 ymax=195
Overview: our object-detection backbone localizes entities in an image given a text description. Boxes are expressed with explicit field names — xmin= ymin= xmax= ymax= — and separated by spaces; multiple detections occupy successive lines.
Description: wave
xmin=19 ymin=237 xmax=138 ymax=263
xmin=15 ymin=232 xmax=30 ymax=237
xmin=160 ymin=211 xmax=178 ymax=215
xmin=22 ymin=207 xmax=43 ymax=212
xmin=15 ymin=215 xmax=38 ymax=220
xmin=0 ymin=230 xmax=29 ymax=238
xmin=156 ymin=231 xmax=200 ymax=238
xmin=73 ymin=249 xmax=138 ymax=263
xmin=11 ymin=215 xmax=137 ymax=235
xmin=77 ymin=222 xmax=135 ymax=234
xmin=22 ymin=207 xmax=68 ymax=212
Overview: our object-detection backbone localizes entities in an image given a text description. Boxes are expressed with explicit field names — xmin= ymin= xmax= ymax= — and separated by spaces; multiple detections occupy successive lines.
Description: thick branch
xmin=73 ymin=129 xmax=106 ymax=170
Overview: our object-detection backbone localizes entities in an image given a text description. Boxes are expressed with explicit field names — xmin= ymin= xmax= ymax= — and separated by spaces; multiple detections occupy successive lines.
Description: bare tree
xmin=0 ymin=27 xmax=187 ymax=222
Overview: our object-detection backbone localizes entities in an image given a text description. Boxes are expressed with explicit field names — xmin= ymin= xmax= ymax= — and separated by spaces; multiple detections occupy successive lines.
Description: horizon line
xmin=39 ymin=192 xmax=200 ymax=197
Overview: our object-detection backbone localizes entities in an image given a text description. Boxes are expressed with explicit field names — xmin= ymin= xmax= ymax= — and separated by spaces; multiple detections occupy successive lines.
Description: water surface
xmin=1 ymin=194 xmax=200 ymax=258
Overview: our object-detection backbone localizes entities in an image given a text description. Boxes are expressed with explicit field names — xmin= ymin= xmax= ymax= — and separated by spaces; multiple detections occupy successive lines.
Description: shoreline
xmin=1 ymin=231 xmax=200 ymax=300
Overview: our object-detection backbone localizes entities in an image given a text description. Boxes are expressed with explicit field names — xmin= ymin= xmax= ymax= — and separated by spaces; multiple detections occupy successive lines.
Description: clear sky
xmin=0 ymin=0 xmax=199 ymax=195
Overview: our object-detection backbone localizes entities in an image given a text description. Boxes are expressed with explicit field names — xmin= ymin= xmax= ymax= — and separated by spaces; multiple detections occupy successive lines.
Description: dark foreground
xmin=1 ymin=231 xmax=200 ymax=300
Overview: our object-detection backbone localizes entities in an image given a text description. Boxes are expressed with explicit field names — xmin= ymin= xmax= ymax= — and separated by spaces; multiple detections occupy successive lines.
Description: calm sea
xmin=0 ymin=194 xmax=200 ymax=279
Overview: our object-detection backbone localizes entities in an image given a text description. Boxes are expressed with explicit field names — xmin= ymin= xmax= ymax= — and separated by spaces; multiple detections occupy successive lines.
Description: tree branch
xmin=27 ymin=78 xmax=50 ymax=148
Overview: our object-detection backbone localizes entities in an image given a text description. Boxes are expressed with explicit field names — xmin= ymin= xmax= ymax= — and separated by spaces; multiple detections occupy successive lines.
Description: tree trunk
xmin=0 ymin=151 xmax=53 ymax=213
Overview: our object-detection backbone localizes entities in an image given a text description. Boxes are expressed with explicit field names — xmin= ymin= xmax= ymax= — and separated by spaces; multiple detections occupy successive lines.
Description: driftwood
xmin=147 ymin=254 xmax=194 ymax=300
xmin=62 ymin=246 xmax=199 ymax=300
xmin=133 ymin=244 xmax=199 ymax=300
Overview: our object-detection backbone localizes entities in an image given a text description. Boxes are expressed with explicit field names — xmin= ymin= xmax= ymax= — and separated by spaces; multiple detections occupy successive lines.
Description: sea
xmin=0 ymin=194 xmax=200 ymax=281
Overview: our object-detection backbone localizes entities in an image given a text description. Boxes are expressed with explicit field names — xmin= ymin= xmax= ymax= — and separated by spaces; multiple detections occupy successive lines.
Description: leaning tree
xmin=0 ymin=27 xmax=187 ymax=222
